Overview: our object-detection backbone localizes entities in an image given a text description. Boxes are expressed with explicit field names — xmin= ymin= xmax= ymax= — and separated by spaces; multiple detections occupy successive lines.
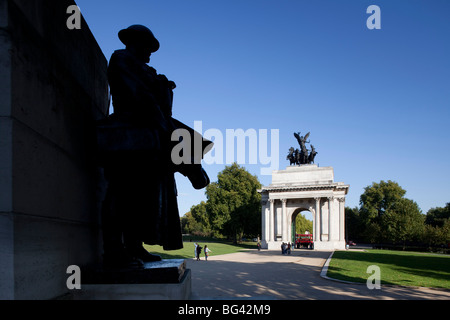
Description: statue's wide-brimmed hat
xmin=118 ymin=25 xmax=160 ymax=52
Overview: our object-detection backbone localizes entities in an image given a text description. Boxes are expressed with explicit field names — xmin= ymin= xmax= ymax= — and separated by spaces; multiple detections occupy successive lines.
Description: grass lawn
xmin=144 ymin=241 xmax=257 ymax=260
xmin=327 ymin=249 xmax=450 ymax=290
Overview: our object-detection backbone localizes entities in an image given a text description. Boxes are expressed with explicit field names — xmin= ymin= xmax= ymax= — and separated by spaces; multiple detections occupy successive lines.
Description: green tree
xmin=181 ymin=202 xmax=212 ymax=237
xmin=422 ymin=224 xmax=441 ymax=247
xmin=295 ymin=212 xmax=313 ymax=234
xmin=359 ymin=180 xmax=407 ymax=243
xmin=439 ymin=220 xmax=450 ymax=246
xmin=426 ymin=203 xmax=450 ymax=228
xmin=359 ymin=180 xmax=406 ymax=224
xmin=206 ymin=163 xmax=261 ymax=242
xmin=364 ymin=222 xmax=383 ymax=244
xmin=359 ymin=180 xmax=426 ymax=244
xmin=181 ymin=211 xmax=199 ymax=235
xmin=423 ymin=203 xmax=450 ymax=247
xmin=190 ymin=201 xmax=211 ymax=235
xmin=381 ymin=198 xmax=424 ymax=247
xmin=180 ymin=212 xmax=189 ymax=233
xmin=345 ymin=206 xmax=364 ymax=242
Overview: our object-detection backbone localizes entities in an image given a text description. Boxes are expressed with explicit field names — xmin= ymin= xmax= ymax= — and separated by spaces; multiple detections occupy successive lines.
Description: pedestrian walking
xmin=196 ymin=244 xmax=202 ymax=261
xmin=281 ymin=242 xmax=286 ymax=255
xmin=194 ymin=243 xmax=198 ymax=259
xmin=204 ymin=245 xmax=212 ymax=261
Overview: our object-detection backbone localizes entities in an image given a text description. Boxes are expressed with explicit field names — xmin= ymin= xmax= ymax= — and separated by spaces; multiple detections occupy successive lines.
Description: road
xmin=186 ymin=249 xmax=450 ymax=300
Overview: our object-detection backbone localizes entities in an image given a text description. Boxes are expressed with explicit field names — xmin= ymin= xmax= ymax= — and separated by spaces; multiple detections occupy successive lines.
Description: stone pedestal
xmin=74 ymin=260 xmax=192 ymax=300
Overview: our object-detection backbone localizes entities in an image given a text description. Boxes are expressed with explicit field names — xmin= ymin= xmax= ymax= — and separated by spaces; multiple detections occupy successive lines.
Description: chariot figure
xmin=294 ymin=132 xmax=310 ymax=164
xmin=287 ymin=147 xmax=296 ymax=165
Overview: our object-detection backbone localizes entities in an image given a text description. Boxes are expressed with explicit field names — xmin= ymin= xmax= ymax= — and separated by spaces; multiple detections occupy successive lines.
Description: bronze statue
xmin=294 ymin=132 xmax=310 ymax=165
xmin=288 ymin=131 xmax=317 ymax=166
xmin=286 ymin=147 xmax=296 ymax=165
xmin=98 ymin=25 xmax=212 ymax=268
xmin=309 ymin=145 xmax=318 ymax=164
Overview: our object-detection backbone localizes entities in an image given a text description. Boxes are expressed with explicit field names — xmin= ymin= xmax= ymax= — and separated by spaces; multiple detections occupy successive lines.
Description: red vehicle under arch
xmin=295 ymin=234 xmax=313 ymax=249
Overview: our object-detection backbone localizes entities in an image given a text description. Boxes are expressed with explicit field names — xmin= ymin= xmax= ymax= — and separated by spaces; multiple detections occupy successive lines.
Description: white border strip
xmin=320 ymin=251 xmax=365 ymax=285
xmin=320 ymin=251 xmax=334 ymax=279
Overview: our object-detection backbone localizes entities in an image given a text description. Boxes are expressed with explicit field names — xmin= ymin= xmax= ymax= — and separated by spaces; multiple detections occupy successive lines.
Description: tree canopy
xmin=347 ymin=180 xmax=449 ymax=249
xmin=181 ymin=163 xmax=262 ymax=242
xmin=359 ymin=180 xmax=406 ymax=223
xmin=295 ymin=212 xmax=313 ymax=235
xmin=425 ymin=203 xmax=450 ymax=228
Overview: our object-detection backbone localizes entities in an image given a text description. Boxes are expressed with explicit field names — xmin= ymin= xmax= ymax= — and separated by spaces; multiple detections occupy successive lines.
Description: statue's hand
xmin=157 ymin=74 xmax=169 ymax=82
xmin=157 ymin=74 xmax=176 ymax=89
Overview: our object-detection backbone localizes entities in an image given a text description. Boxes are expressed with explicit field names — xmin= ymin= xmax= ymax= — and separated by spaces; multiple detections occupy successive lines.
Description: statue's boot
xmin=128 ymin=246 xmax=162 ymax=263
xmin=103 ymin=247 xmax=144 ymax=269
xmin=101 ymin=194 xmax=144 ymax=268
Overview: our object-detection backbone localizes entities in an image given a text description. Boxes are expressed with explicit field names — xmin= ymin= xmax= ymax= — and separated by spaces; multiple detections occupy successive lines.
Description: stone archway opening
xmin=291 ymin=209 xmax=314 ymax=248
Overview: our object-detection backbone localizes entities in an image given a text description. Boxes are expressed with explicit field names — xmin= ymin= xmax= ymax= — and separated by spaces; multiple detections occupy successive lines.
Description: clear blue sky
xmin=75 ymin=0 xmax=450 ymax=216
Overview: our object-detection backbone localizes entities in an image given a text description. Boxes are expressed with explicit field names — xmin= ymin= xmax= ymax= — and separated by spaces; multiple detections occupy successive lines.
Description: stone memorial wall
xmin=0 ymin=0 xmax=109 ymax=299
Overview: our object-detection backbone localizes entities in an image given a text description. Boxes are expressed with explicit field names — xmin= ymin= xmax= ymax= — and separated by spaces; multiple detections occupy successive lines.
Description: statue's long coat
xmin=105 ymin=49 xmax=183 ymax=251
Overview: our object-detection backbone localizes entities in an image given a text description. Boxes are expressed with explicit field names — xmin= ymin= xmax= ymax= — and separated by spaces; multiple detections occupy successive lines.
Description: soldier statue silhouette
xmin=98 ymin=25 xmax=212 ymax=268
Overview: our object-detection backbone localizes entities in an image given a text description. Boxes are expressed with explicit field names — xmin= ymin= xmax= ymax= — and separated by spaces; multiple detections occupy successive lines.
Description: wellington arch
xmin=258 ymin=165 xmax=349 ymax=250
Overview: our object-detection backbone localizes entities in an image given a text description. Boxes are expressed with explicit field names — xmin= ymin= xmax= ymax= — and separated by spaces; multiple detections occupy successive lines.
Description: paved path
xmin=186 ymin=249 xmax=450 ymax=300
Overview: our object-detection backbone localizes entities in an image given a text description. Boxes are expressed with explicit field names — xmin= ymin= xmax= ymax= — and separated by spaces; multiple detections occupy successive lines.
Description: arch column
xmin=314 ymin=197 xmax=321 ymax=242
xmin=328 ymin=197 xmax=333 ymax=242
xmin=338 ymin=197 xmax=346 ymax=242
xmin=269 ymin=199 xmax=275 ymax=242
xmin=261 ymin=200 xmax=268 ymax=243
xmin=281 ymin=198 xmax=287 ymax=242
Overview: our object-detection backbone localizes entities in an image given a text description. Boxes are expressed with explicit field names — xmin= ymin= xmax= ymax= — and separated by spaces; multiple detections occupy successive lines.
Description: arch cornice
xmin=258 ymin=184 xmax=349 ymax=194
